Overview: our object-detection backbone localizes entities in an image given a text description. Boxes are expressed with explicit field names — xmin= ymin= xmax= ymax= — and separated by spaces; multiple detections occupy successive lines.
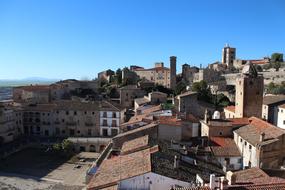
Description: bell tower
xmin=235 ymin=62 xmax=263 ymax=118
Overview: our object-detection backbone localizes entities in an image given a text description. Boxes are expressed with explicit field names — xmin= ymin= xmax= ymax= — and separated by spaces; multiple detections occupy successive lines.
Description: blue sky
xmin=0 ymin=0 xmax=284 ymax=80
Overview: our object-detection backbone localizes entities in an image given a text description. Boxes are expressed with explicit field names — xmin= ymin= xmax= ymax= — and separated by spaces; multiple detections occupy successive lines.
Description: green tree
xmin=122 ymin=67 xmax=139 ymax=86
xmin=52 ymin=143 xmax=62 ymax=152
xmin=192 ymin=80 xmax=211 ymax=102
xmin=115 ymin=68 xmax=122 ymax=85
xmin=273 ymin=62 xmax=281 ymax=71
xmin=271 ymin=53 xmax=284 ymax=63
xmin=175 ymin=81 xmax=187 ymax=95
xmin=62 ymin=139 xmax=74 ymax=155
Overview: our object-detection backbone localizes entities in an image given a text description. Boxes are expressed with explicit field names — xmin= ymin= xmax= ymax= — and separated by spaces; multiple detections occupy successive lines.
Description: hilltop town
xmin=1 ymin=45 xmax=285 ymax=190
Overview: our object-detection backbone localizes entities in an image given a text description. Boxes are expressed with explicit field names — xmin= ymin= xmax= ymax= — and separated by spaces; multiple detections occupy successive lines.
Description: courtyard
xmin=0 ymin=148 xmax=99 ymax=190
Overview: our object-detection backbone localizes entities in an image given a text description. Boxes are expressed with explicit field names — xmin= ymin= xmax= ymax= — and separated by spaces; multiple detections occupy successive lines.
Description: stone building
xmin=0 ymin=101 xmax=23 ymax=144
xmin=262 ymin=95 xmax=285 ymax=125
xmin=134 ymin=91 xmax=167 ymax=111
xmin=118 ymin=85 xmax=145 ymax=108
xmin=201 ymin=110 xmax=235 ymax=138
xmin=234 ymin=117 xmax=285 ymax=169
xmin=174 ymin=91 xmax=215 ymax=118
xmin=193 ymin=68 xmax=222 ymax=84
xmin=235 ymin=62 xmax=264 ymax=118
xmin=170 ymin=56 xmax=177 ymax=89
xmin=157 ymin=114 xmax=200 ymax=141
xmin=224 ymin=62 xmax=264 ymax=119
xmin=210 ymin=137 xmax=242 ymax=171
xmin=233 ymin=57 xmax=270 ymax=70
xmin=131 ymin=56 xmax=177 ymax=89
xmin=22 ymin=100 xmax=124 ymax=138
xmin=50 ymin=79 xmax=98 ymax=100
xmin=222 ymin=44 xmax=236 ymax=68
xmin=13 ymin=85 xmax=51 ymax=104
xmin=181 ymin=63 xmax=199 ymax=84
xmin=277 ymin=104 xmax=285 ymax=130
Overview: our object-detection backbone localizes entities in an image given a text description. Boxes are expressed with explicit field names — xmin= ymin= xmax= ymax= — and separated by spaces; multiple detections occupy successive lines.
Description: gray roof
xmin=263 ymin=95 xmax=285 ymax=105
xmin=234 ymin=124 xmax=285 ymax=146
xmin=135 ymin=97 xmax=150 ymax=105
xmin=176 ymin=91 xmax=197 ymax=98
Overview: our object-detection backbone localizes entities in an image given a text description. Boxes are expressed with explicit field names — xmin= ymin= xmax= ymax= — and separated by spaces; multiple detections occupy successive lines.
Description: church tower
xmin=170 ymin=56 xmax=177 ymax=90
xmin=235 ymin=62 xmax=263 ymax=118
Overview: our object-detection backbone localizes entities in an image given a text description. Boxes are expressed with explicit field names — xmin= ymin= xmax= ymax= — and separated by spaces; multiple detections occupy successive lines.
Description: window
xmin=92 ymin=112 xmax=95 ymax=115
xmin=74 ymin=111 xmax=77 ymax=115
xmin=283 ymin=120 xmax=285 ymax=125
xmin=103 ymin=120 xmax=108 ymax=126
xmin=85 ymin=111 xmax=87 ymax=115
xmin=62 ymin=119 xmax=65 ymax=123
xmin=88 ymin=129 xmax=92 ymax=136
xmin=245 ymin=142 xmax=247 ymax=146
xmin=112 ymin=120 xmax=117 ymax=127
xmin=66 ymin=111 xmax=69 ymax=115
xmin=238 ymin=158 xmax=242 ymax=163
xmin=249 ymin=145 xmax=252 ymax=150
xmin=113 ymin=112 xmax=116 ymax=118
xmin=55 ymin=128 xmax=60 ymax=135
xmin=102 ymin=129 xmax=108 ymax=137
xmin=219 ymin=132 xmax=223 ymax=136
xmin=240 ymin=138 xmax=243 ymax=142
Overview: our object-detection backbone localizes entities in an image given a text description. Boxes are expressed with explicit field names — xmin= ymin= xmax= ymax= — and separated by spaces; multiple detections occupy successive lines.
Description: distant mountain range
xmin=0 ymin=77 xmax=59 ymax=87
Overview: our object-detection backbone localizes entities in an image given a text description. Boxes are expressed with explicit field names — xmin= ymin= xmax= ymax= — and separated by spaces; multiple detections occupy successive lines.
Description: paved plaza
xmin=0 ymin=148 xmax=99 ymax=190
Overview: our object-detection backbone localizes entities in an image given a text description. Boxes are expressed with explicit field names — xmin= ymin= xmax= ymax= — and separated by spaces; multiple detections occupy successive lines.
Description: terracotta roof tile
xmin=224 ymin=105 xmax=235 ymax=113
xmin=158 ymin=116 xmax=183 ymax=126
xmin=87 ymin=148 xmax=152 ymax=190
xmin=233 ymin=167 xmax=269 ymax=184
xmin=234 ymin=117 xmax=285 ymax=145
xmin=121 ymin=135 xmax=149 ymax=154
xmin=210 ymin=137 xmax=241 ymax=157
xmin=228 ymin=118 xmax=250 ymax=126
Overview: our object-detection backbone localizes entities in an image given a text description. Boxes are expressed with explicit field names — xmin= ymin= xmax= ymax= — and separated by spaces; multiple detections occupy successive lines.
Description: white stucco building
xmin=277 ymin=104 xmax=285 ymax=129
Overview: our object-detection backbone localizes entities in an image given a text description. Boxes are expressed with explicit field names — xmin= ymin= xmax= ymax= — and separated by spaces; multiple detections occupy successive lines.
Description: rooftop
xmin=263 ymin=95 xmax=285 ymax=105
xmin=121 ymin=135 xmax=149 ymax=154
xmin=234 ymin=117 xmax=285 ymax=146
xmin=233 ymin=167 xmax=269 ymax=184
xmin=176 ymin=91 xmax=197 ymax=98
xmin=14 ymin=85 xmax=50 ymax=92
xmin=87 ymin=148 xmax=152 ymax=190
xmin=279 ymin=103 xmax=285 ymax=109
xmin=134 ymin=97 xmax=150 ymax=105
xmin=224 ymin=105 xmax=235 ymax=113
xmin=228 ymin=117 xmax=250 ymax=126
xmin=210 ymin=137 xmax=241 ymax=157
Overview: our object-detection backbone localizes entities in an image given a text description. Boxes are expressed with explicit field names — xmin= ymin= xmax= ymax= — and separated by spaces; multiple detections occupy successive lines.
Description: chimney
xmin=260 ymin=132 xmax=265 ymax=142
xmin=173 ymin=155 xmax=179 ymax=169
xmin=226 ymin=171 xmax=236 ymax=185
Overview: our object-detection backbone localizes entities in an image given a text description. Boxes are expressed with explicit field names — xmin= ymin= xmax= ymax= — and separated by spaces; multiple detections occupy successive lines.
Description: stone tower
xmin=222 ymin=44 xmax=236 ymax=68
xmin=235 ymin=62 xmax=263 ymax=118
xmin=170 ymin=56 xmax=177 ymax=89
